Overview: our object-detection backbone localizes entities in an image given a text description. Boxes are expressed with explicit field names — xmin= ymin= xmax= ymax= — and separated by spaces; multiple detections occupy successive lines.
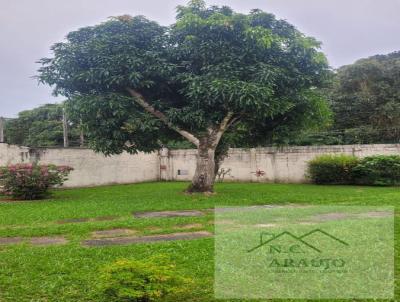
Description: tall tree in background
xmin=330 ymin=51 xmax=400 ymax=143
xmin=4 ymin=103 xmax=80 ymax=147
xmin=38 ymin=0 xmax=331 ymax=193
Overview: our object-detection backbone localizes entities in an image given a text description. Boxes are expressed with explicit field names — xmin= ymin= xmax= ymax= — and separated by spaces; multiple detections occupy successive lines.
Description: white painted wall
xmin=0 ymin=143 xmax=30 ymax=164
xmin=0 ymin=144 xmax=160 ymax=187
xmin=1 ymin=143 xmax=400 ymax=187
xmin=166 ymin=145 xmax=400 ymax=183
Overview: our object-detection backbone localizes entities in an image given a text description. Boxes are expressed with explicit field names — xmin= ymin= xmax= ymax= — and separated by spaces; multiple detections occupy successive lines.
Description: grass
xmin=0 ymin=181 xmax=398 ymax=301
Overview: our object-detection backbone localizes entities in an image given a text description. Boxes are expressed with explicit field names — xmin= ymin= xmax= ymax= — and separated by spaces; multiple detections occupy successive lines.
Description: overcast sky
xmin=1 ymin=0 xmax=399 ymax=117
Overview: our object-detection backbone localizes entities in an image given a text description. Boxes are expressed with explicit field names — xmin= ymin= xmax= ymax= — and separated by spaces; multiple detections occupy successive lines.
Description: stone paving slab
xmin=355 ymin=211 xmax=392 ymax=218
xmin=133 ymin=210 xmax=204 ymax=218
xmin=30 ymin=236 xmax=68 ymax=246
xmin=57 ymin=216 xmax=117 ymax=224
xmin=91 ymin=228 xmax=137 ymax=238
xmin=83 ymin=231 xmax=212 ymax=247
xmin=57 ymin=218 xmax=90 ymax=224
xmin=311 ymin=212 xmax=349 ymax=221
xmin=0 ymin=237 xmax=23 ymax=245
xmin=214 ymin=204 xmax=310 ymax=213
xmin=172 ymin=223 xmax=203 ymax=230
xmin=0 ymin=236 xmax=68 ymax=246
xmin=311 ymin=211 xmax=393 ymax=222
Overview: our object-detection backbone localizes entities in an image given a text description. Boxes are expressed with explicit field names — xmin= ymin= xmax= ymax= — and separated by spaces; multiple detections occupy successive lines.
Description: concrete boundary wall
xmin=0 ymin=144 xmax=160 ymax=187
xmin=166 ymin=144 xmax=400 ymax=183
xmin=1 ymin=143 xmax=399 ymax=187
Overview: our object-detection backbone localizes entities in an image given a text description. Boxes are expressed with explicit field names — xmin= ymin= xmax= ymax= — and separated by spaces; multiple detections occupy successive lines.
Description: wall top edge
xmin=2 ymin=143 xmax=400 ymax=153
xmin=169 ymin=144 xmax=400 ymax=154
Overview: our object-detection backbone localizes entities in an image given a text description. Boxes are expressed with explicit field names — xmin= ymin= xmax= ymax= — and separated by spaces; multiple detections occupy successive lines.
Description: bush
xmin=100 ymin=256 xmax=191 ymax=302
xmin=307 ymin=154 xmax=359 ymax=184
xmin=352 ymin=155 xmax=400 ymax=186
xmin=0 ymin=163 xmax=73 ymax=200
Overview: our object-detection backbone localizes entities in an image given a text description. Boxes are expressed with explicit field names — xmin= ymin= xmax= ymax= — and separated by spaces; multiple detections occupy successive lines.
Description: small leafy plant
xmin=307 ymin=154 xmax=359 ymax=185
xmin=0 ymin=163 xmax=73 ymax=200
xmin=100 ymin=256 xmax=191 ymax=302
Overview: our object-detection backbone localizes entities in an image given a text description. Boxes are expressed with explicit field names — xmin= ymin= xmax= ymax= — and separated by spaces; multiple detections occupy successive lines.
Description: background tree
xmin=329 ymin=51 xmax=400 ymax=144
xmin=38 ymin=0 xmax=331 ymax=193
xmin=4 ymin=103 xmax=81 ymax=147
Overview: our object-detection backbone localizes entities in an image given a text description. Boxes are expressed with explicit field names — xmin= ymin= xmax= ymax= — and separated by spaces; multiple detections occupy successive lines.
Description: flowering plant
xmin=0 ymin=163 xmax=73 ymax=200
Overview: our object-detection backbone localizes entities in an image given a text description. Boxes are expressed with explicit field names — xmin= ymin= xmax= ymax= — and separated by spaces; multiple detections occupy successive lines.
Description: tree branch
xmin=211 ymin=111 xmax=234 ymax=148
xmin=126 ymin=88 xmax=199 ymax=147
xmin=226 ymin=115 xmax=241 ymax=129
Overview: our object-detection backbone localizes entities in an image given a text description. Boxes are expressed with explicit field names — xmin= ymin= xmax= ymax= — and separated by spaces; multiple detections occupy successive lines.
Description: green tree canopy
xmin=38 ymin=0 xmax=331 ymax=192
xmin=4 ymin=103 xmax=80 ymax=147
xmin=329 ymin=51 xmax=400 ymax=143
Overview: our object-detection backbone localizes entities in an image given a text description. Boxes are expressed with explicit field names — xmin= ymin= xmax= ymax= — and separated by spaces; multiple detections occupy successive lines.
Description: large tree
xmin=38 ymin=0 xmax=331 ymax=193
xmin=329 ymin=51 xmax=400 ymax=144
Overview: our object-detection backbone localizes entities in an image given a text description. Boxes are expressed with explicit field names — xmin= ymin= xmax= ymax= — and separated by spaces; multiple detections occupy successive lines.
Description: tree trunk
xmin=186 ymin=139 xmax=216 ymax=193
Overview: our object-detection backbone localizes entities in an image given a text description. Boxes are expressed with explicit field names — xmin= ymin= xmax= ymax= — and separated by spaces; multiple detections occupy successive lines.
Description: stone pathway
xmin=55 ymin=205 xmax=308 ymax=225
xmin=83 ymin=231 xmax=212 ymax=247
xmin=57 ymin=218 xmax=90 ymax=224
xmin=214 ymin=204 xmax=309 ymax=213
xmin=0 ymin=237 xmax=23 ymax=245
xmin=1 ymin=206 xmax=393 ymax=250
xmin=355 ymin=211 xmax=392 ymax=218
xmin=57 ymin=216 xmax=117 ymax=224
xmin=133 ymin=210 xmax=204 ymax=218
xmin=312 ymin=212 xmax=349 ymax=221
xmin=91 ymin=228 xmax=137 ymax=238
xmin=0 ymin=236 xmax=68 ymax=246
xmin=30 ymin=236 xmax=68 ymax=246
xmin=311 ymin=211 xmax=393 ymax=222
xmin=172 ymin=223 xmax=203 ymax=230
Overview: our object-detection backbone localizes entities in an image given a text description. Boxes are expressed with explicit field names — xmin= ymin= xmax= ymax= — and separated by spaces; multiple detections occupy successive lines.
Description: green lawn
xmin=0 ymin=182 xmax=398 ymax=301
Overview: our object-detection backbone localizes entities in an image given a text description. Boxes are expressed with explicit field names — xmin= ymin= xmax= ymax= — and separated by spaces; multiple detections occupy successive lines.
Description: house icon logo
xmin=247 ymin=229 xmax=349 ymax=253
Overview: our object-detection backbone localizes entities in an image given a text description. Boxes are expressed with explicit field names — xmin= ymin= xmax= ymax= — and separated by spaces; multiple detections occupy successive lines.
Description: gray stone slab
xmin=83 ymin=231 xmax=212 ymax=247
xmin=310 ymin=211 xmax=392 ymax=222
xmin=172 ymin=223 xmax=203 ymax=230
xmin=0 ymin=237 xmax=23 ymax=245
xmin=30 ymin=236 xmax=68 ymax=246
xmin=311 ymin=212 xmax=350 ymax=221
xmin=214 ymin=204 xmax=310 ymax=213
xmin=355 ymin=211 xmax=392 ymax=218
xmin=133 ymin=210 xmax=204 ymax=218
xmin=91 ymin=228 xmax=137 ymax=238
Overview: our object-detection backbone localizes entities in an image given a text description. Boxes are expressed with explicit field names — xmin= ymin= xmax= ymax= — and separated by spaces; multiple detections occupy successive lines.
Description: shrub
xmin=0 ymin=163 xmax=73 ymax=200
xmin=100 ymin=256 xmax=191 ymax=302
xmin=307 ymin=154 xmax=359 ymax=184
xmin=352 ymin=155 xmax=400 ymax=186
